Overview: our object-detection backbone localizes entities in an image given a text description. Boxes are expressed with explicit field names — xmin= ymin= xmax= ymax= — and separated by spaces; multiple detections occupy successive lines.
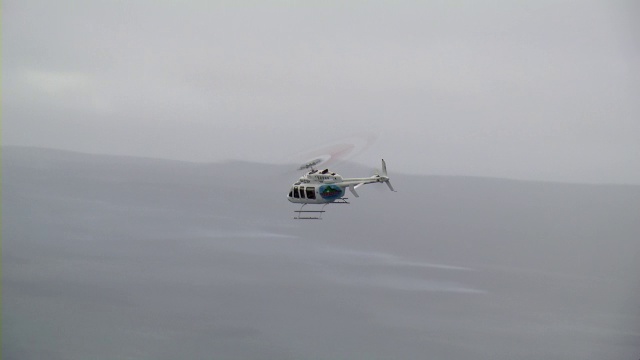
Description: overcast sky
xmin=4 ymin=0 xmax=639 ymax=183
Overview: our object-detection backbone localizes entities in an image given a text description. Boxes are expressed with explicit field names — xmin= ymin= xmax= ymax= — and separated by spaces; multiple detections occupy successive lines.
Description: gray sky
xmin=4 ymin=0 xmax=640 ymax=183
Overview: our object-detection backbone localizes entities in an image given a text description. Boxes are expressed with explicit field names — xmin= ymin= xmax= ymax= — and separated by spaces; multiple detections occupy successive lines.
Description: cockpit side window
xmin=293 ymin=186 xmax=300 ymax=198
xmin=305 ymin=187 xmax=316 ymax=199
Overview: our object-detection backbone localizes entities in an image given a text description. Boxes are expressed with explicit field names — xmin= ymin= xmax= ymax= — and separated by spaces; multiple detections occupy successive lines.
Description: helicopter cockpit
xmin=288 ymin=185 xmax=316 ymax=200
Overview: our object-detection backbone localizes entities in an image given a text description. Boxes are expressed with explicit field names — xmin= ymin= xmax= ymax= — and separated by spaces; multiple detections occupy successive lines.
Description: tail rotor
xmin=380 ymin=159 xmax=396 ymax=192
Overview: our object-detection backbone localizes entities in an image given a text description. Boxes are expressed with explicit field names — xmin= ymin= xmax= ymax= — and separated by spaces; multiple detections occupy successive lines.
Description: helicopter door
xmin=305 ymin=187 xmax=316 ymax=200
xmin=293 ymin=186 xmax=300 ymax=198
xmin=299 ymin=186 xmax=306 ymax=199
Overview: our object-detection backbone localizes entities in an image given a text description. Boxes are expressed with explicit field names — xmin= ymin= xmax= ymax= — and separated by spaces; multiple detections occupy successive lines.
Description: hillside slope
xmin=3 ymin=147 xmax=639 ymax=360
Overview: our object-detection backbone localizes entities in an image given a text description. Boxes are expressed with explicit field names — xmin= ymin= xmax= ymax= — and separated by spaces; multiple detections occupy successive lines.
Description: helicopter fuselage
xmin=288 ymin=160 xmax=395 ymax=219
xmin=287 ymin=169 xmax=346 ymax=204
xmin=287 ymin=168 xmax=390 ymax=204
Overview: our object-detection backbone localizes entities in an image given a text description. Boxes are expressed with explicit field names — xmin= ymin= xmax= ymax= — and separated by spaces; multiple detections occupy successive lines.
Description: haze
xmin=3 ymin=0 xmax=640 ymax=183
xmin=3 ymin=1 xmax=640 ymax=359
xmin=4 ymin=147 xmax=640 ymax=359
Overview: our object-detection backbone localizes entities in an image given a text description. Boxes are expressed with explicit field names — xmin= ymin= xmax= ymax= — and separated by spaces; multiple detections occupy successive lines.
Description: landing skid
xmin=294 ymin=198 xmax=349 ymax=220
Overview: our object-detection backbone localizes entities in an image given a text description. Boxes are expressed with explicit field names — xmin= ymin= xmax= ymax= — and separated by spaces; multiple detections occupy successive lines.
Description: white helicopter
xmin=288 ymin=159 xmax=396 ymax=219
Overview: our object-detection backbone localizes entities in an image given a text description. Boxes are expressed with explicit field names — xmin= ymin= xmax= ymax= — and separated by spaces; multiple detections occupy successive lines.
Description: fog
xmin=4 ymin=1 xmax=640 ymax=358
xmin=3 ymin=0 xmax=640 ymax=183
xmin=3 ymin=147 xmax=639 ymax=359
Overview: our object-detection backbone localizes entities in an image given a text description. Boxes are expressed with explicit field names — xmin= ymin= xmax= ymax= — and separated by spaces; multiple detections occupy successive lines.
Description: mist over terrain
xmin=5 ymin=1 xmax=639 ymax=357
xmin=5 ymin=1 xmax=640 ymax=183
xmin=3 ymin=146 xmax=640 ymax=359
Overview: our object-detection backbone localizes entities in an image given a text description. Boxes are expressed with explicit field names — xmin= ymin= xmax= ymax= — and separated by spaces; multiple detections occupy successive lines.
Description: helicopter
xmin=288 ymin=159 xmax=396 ymax=219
